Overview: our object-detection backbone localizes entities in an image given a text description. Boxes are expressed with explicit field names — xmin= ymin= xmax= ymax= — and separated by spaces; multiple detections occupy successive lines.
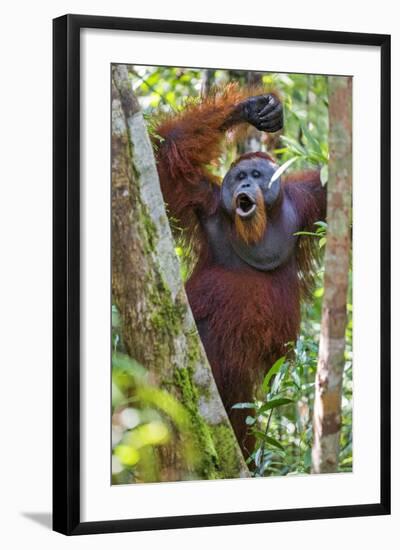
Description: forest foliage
xmin=111 ymin=66 xmax=352 ymax=483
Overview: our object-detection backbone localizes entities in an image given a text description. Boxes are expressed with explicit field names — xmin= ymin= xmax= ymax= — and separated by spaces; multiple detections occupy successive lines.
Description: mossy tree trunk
xmin=111 ymin=64 xmax=249 ymax=481
xmin=312 ymin=76 xmax=352 ymax=473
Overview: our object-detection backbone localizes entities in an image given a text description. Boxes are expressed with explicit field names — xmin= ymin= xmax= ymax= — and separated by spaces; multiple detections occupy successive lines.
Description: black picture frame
xmin=53 ymin=14 xmax=391 ymax=536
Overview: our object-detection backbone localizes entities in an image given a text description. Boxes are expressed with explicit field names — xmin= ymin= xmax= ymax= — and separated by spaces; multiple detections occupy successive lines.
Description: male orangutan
xmin=153 ymin=85 xmax=326 ymax=454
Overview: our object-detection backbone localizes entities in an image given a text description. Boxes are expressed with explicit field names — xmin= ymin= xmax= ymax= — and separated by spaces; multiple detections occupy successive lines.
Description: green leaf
xmin=291 ymin=368 xmax=301 ymax=388
xmin=304 ymin=448 xmax=312 ymax=469
xmin=264 ymin=435 xmax=285 ymax=452
xmin=303 ymin=125 xmax=320 ymax=148
xmin=293 ymin=230 xmax=320 ymax=237
xmin=320 ymin=164 xmax=329 ymax=186
xmin=308 ymin=152 xmax=325 ymax=165
xmin=114 ymin=444 xmax=140 ymax=466
xmin=262 ymin=356 xmax=286 ymax=393
xmin=319 ymin=237 xmax=327 ymax=248
xmin=231 ymin=402 xmax=256 ymax=410
xmin=112 ymin=353 xmax=147 ymax=380
xmin=271 ymin=367 xmax=288 ymax=394
xmin=136 ymin=386 xmax=191 ymax=430
xmin=253 ymin=429 xmax=268 ymax=439
xmin=245 ymin=416 xmax=256 ymax=426
xmin=112 ymin=382 xmax=124 ymax=407
xmin=272 ymin=147 xmax=288 ymax=155
xmin=259 ymin=398 xmax=293 ymax=415
xmin=280 ymin=135 xmax=306 ymax=156
xmin=314 ymin=287 xmax=324 ymax=298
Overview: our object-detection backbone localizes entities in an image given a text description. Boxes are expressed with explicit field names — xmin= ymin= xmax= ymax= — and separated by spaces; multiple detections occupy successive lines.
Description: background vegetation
xmin=111 ymin=66 xmax=352 ymax=483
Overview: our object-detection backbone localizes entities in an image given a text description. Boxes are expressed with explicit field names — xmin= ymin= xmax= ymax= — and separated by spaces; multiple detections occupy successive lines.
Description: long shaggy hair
xmin=186 ymin=260 xmax=301 ymax=450
xmin=153 ymin=84 xmax=326 ymax=452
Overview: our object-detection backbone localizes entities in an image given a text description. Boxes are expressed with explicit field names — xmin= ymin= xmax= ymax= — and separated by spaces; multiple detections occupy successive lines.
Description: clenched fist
xmin=240 ymin=94 xmax=283 ymax=133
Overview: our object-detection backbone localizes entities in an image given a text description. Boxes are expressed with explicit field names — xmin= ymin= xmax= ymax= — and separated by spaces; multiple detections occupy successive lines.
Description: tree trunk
xmin=111 ymin=64 xmax=249 ymax=481
xmin=238 ymin=71 xmax=264 ymax=153
xmin=311 ymin=77 xmax=352 ymax=473
xmin=201 ymin=68 xmax=215 ymax=95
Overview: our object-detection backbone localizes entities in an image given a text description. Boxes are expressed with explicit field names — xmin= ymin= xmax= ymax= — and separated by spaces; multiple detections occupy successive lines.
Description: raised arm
xmin=153 ymin=84 xmax=283 ymax=234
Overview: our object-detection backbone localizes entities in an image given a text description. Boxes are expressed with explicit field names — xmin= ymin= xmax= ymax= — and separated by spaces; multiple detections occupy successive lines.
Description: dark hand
xmin=241 ymin=94 xmax=283 ymax=133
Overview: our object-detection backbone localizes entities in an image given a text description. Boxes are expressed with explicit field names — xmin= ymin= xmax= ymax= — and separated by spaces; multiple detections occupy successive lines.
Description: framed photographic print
xmin=53 ymin=14 xmax=391 ymax=535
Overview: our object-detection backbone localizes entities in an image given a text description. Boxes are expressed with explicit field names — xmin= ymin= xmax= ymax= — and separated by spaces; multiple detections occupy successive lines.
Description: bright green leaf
xmin=262 ymin=356 xmax=286 ymax=393
xmin=114 ymin=445 xmax=140 ymax=466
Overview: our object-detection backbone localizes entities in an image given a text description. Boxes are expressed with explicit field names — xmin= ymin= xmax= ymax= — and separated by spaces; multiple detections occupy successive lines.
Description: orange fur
xmin=154 ymin=83 xmax=271 ymax=181
xmin=153 ymin=85 xmax=325 ymax=454
xmin=153 ymin=83 xmax=271 ymax=242
xmin=234 ymin=188 xmax=267 ymax=244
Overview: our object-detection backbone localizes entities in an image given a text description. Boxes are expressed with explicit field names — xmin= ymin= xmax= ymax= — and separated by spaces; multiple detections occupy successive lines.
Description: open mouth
xmin=236 ymin=193 xmax=256 ymax=218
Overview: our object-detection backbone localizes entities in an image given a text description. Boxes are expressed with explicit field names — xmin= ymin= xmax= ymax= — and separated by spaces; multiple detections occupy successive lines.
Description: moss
xmin=174 ymin=366 xmax=222 ymax=479
xmin=171 ymin=310 xmax=243 ymax=479
xmin=143 ymin=213 xmax=157 ymax=253
xmin=138 ymin=203 xmax=158 ymax=255
xmin=210 ymin=424 xmax=243 ymax=479
xmin=148 ymin=276 xmax=185 ymax=337
xmin=175 ymin=361 xmax=242 ymax=479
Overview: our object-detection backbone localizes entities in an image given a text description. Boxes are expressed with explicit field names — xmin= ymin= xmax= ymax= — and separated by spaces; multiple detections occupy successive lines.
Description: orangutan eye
xmin=252 ymin=170 xmax=261 ymax=178
xmin=238 ymin=171 xmax=247 ymax=180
